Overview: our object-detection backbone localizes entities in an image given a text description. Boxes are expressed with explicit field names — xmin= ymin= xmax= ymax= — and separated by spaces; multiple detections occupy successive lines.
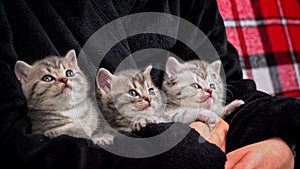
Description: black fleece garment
xmin=0 ymin=0 xmax=299 ymax=168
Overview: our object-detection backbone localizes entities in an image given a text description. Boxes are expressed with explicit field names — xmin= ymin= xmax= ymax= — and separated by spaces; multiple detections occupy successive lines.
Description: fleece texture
xmin=0 ymin=0 xmax=299 ymax=168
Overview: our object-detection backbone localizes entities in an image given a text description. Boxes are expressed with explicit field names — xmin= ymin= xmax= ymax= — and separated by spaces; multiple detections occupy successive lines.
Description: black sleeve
xmin=0 ymin=0 xmax=226 ymax=168
xmin=1 ymin=0 xmax=299 ymax=168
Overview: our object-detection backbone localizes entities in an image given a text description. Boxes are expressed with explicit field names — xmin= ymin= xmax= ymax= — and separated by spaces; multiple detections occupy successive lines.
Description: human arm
xmin=190 ymin=120 xmax=295 ymax=169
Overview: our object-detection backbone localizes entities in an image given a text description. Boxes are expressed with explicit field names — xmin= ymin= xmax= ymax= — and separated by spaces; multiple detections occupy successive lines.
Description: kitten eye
xmin=209 ymin=83 xmax=216 ymax=89
xmin=148 ymin=88 xmax=155 ymax=95
xmin=128 ymin=89 xmax=139 ymax=97
xmin=42 ymin=75 xmax=55 ymax=82
xmin=191 ymin=83 xmax=201 ymax=89
xmin=66 ymin=70 xmax=75 ymax=77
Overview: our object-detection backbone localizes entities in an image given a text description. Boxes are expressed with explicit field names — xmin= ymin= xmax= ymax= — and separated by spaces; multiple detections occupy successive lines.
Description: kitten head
xmin=14 ymin=49 xmax=89 ymax=110
xmin=96 ymin=65 xmax=162 ymax=119
xmin=162 ymin=57 xmax=224 ymax=109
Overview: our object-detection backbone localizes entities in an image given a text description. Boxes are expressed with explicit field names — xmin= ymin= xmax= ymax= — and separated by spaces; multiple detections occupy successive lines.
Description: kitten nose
xmin=204 ymin=88 xmax=212 ymax=95
xmin=59 ymin=77 xmax=68 ymax=83
xmin=143 ymin=96 xmax=151 ymax=103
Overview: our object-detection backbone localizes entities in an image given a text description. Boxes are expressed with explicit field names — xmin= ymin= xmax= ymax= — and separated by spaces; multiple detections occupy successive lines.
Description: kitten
xmin=161 ymin=57 xmax=244 ymax=130
xmin=14 ymin=50 xmax=113 ymax=145
xmin=96 ymin=66 xmax=163 ymax=132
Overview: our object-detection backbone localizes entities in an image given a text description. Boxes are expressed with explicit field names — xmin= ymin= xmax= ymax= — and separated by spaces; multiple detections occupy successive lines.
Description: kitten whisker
xmin=14 ymin=49 xmax=115 ymax=145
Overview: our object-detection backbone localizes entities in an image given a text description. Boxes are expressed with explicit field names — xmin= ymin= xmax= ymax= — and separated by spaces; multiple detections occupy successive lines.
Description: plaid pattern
xmin=217 ymin=0 xmax=300 ymax=97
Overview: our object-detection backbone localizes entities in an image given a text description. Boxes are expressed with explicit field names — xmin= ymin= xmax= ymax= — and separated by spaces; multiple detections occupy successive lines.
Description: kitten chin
xmin=14 ymin=49 xmax=114 ymax=145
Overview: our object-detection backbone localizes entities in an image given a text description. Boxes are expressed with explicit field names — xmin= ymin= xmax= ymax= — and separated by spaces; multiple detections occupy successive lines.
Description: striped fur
xmin=14 ymin=50 xmax=101 ymax=140
xmin=96 ymin=66 xmax=163 ymax=132
xmin=162 ymin=57 xmax=225 ymax=113
xmin=160 ymin=57 xmax=225 ymax=130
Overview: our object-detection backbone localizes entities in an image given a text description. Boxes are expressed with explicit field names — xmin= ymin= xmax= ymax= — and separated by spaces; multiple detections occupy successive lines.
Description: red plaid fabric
xmin=217 ymin=0 xmax=300 ymax=97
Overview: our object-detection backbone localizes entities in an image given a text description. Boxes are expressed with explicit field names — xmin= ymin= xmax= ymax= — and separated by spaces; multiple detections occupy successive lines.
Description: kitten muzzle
xmin=200 ymin=96 xmax=213 ymax=109
xmin=139 ymin=102 xmax=152 ymax=111
xmin=61 ymin=83 xmax=72 ymax=94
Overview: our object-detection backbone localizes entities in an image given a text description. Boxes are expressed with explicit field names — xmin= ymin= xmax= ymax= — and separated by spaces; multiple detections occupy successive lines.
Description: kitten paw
xmin=145 ymin=116 xmax=162 ymax=124
xmin=130 ymin=116 xmax=159 ymax=131
xmin=92 ymin=133 xmax=114 ymax=145
xmin=223 ymin=99 xmax=245 ymax=116
xmin=229 ymin=99 xmax=245 ymax=109
xmin=44 ymin=130 xmax=60 ymax=138
xmin=130 ymin=118 xmax=147 ymax=131
xmin=197 ymin=110 xmax=219 ymax=131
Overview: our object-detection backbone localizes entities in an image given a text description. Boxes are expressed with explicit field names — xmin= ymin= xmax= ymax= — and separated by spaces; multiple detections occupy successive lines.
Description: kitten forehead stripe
xmin=38 ymin=60 xmax=59 ymax=69
xmin=132 ymin=74 xmax=145 ymax=89
xmin=61 ymin=63 xmax=66 ymax=70
xmin=17 ymin=52 xmax=102 ymax=143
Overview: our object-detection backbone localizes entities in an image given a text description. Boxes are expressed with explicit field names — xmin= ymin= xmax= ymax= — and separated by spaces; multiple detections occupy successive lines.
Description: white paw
xmin=233 ymin=99 xmax=245 ymax=107
xmin=130 ymin=118 xmax=147 ymax=131
xmin=223 ymin=99 xmax=245 ymax=116
xmin=92 ymin=133 xmax=114 ymax=146
xmin=144 ymin=116 xmax=162 ymax=124
xmin=44 ymin=130 xmax=60 ymax=138
xmin=130 ymin=115 xmax=159 ymax=131
xmin=197 ymin=110 xmax=219 ymax=131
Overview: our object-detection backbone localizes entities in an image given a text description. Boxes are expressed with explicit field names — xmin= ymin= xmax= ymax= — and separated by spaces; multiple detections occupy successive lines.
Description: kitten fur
xmin=96 ymin=66 xmax=163 ymax=132
xmin=14 ymin=50 xmax=113 ymax=145
xmin=161 ymin=57 xmax=244 ymax=130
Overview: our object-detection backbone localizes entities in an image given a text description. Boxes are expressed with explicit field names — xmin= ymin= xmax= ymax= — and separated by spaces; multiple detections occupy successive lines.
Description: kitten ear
xmin=165 ymin=57 xmax=182 ymax=78
xmin=210 ymin=60 xmax=222 ymax=74
xmin=14 ymin=61 xmax=32 ymax=84
xmin=65 ymin=49 xmax=78 ymax=66
xmin=96 ymin=68 xmax=114 ymax=93
xmin=143 ymin=65 xmax=152 ymax=76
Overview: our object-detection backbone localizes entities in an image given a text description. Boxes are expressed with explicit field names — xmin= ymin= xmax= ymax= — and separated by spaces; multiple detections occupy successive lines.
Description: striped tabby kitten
xmin=96 ymin=66 xmax=163 ymax=132
xmin=161 ymin=57 xmax=244 ymax=130
xmin=14 ymin=50 xmax=113 ymax=145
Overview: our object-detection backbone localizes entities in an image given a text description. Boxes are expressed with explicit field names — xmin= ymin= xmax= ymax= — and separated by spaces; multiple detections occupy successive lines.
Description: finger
xmin=207 ymin=119 xmax=228 ymax=151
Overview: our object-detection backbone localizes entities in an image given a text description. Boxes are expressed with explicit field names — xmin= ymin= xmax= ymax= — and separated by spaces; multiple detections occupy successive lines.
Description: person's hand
xmin=225 ymin=138 xmax=294 ymax=169
xmin=190 ymin=118 xmax=228 ymax=152
xmin=190 ymin=120 xmax=294 ymax=169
